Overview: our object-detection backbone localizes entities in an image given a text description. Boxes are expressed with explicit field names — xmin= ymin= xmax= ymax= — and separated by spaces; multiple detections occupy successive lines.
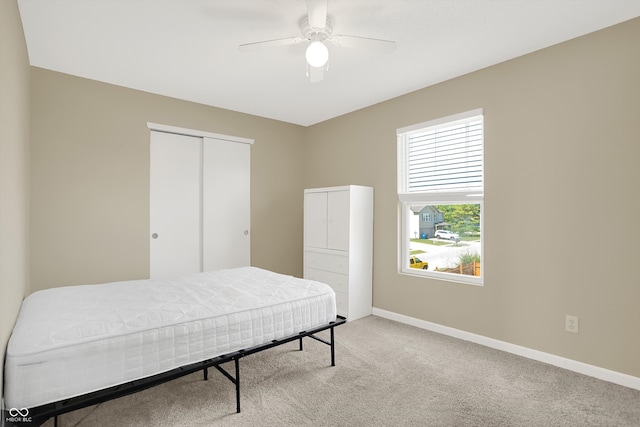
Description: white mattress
xmin=4 ymin=267 xmax=336 ymax=409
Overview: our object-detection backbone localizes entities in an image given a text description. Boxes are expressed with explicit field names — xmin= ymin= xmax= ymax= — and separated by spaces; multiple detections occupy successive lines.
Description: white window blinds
xmin=398 ymin=110 xmax=483 ymax=198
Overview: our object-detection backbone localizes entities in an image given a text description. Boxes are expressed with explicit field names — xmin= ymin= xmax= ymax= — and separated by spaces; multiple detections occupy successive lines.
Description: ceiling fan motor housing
xmin=301 ymin=15 xmax=334 ymax=41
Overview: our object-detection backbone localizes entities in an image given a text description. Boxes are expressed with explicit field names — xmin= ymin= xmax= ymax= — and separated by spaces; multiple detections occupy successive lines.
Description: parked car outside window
xmin=409 ymin=256 xmax=429 ymax=270
xmin=434 ymin=230 xmax=460 ymax=241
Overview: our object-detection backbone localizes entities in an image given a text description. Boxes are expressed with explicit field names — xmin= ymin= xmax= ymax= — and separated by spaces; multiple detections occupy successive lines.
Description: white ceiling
xmin=17 ymin=0 xmax=640 ymax=126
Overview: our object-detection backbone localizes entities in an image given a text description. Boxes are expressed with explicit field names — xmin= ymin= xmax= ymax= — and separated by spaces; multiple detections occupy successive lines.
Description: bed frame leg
xmin=213 ymin=358 xmax=242 ymax=413
xmin=203 ymin=367 xmax=208 ymax=381
xmin=299 ymin=336 xmax=303 ymax=351
xmin=330 ymin=325 xmax=335 ymax=366
xmin=54 ymin=415 xmax=58 ymax=427
xmin=234 ymin=357 xmax=241 ymax=413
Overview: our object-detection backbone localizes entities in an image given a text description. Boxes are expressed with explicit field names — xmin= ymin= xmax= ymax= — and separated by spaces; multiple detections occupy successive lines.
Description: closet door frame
xmin=147 ymin=123 xmax=254 ymax=146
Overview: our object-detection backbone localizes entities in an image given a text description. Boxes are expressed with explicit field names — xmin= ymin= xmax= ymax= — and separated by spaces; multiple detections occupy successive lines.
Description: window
xmin=397 ymin=109 xmax=483 ymax=285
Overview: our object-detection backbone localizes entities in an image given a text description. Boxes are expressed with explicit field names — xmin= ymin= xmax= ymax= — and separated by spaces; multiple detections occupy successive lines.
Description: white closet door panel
xmin=327 ymin=190 xmax=350 ymax=251
xmin=304 ymin=192 xmax=327 ymax=249
xmin=202 ymin=137 xmax=250 ymax=271
xmin=150 ymin=131 xmax=201 ymax=278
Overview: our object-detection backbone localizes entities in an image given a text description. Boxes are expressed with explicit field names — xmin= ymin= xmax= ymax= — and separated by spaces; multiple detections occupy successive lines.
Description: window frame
xmin=397 ymin=109 xmax=484 ymax=286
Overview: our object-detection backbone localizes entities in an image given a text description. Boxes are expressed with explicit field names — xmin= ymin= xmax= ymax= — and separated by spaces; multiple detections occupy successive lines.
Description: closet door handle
xmin=152 ymin=233 xmax=159 ymax=239
xmin=243 ymin=230 xmax=249 ymax=235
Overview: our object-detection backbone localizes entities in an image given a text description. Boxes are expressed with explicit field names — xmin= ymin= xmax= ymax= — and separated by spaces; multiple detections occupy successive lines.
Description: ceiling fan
xmin=238 ymin=0 xmax=396 ymax=82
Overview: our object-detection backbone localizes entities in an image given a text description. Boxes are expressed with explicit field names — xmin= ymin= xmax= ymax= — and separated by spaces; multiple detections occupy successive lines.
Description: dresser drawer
xmin=305 ymin=251 xmax=349 ymax=275
xmin=305 ymin=267 xmax=348 ymax=317
xmin=304 ymin=267 xmax=349 ymax=294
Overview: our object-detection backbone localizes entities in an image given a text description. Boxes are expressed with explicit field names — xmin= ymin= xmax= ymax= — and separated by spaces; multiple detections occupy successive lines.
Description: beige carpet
xmin=46 ymin=316 xmax=640 ymax=426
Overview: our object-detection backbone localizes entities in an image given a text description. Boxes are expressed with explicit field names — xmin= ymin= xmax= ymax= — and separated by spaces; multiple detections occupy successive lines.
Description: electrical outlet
xmin=565 ymin=315 xmax=579 ymax=334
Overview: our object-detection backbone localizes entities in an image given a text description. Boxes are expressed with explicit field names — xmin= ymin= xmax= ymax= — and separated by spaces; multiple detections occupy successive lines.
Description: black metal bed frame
xmin=3 ymin=316 xmax=346 ymax=427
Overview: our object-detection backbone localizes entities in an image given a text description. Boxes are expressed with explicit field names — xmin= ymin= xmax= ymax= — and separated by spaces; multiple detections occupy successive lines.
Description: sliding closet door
xmin=202 ymin=137 xmax=250 ymax=271
xmin=149 ymin=131 xmax=201 ymax=278
xmin=150 ymin=129 xmax=251 ymax=278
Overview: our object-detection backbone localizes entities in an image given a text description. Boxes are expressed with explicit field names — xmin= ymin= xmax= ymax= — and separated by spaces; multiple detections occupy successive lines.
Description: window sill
xmin=399 ymin=267 xmax=484 ymax=286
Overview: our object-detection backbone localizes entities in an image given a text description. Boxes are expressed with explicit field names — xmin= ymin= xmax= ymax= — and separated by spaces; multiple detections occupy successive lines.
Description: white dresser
xmin=303 ymin=185 xmax=373 ymax=321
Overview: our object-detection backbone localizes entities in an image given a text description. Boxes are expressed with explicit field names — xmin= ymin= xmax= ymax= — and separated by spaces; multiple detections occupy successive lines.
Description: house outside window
xmin=397 ymin=109 xmax=483 ymax=285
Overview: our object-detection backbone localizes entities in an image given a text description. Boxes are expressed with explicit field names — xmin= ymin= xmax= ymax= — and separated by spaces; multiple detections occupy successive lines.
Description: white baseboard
xmin=372 ymin=307 xmax=640 ymax=391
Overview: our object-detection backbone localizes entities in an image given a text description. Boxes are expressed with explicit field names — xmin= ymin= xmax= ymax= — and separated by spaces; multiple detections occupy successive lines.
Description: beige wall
xmin=0 ymin=0 xmax=30 ymax=395
xmin=304 ymin=18 xmax=640 ymax=378
xmin=29 ymin=68 xmax=306 ymax=291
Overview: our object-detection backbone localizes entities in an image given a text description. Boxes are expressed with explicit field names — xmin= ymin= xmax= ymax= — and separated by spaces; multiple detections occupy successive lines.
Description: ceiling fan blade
xmin=307 ymin=0 xmax=328 ymax=29
xmin=238 ymin=37 xmax=303 ymax=52
xmin=307 ymin=64 xmax=325 ymax=83
xmin=329 ymin=35 xmax=396 ymax=53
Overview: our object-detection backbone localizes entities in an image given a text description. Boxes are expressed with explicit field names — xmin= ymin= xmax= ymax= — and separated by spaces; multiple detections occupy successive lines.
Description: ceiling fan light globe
xmin=306 ymin=41 xmax=329 ymax=67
